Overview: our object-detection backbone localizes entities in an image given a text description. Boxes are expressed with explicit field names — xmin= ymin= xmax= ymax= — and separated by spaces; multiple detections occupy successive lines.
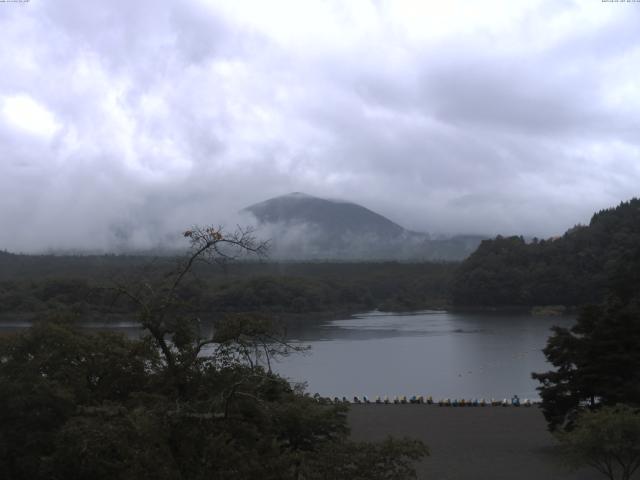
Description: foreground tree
xmin=558 ymin=405 xmax=640 ymax=480
xmin=0 ymin=225 xmax=428 ymax=479
xmin=532 ymin=291 xmax=640 ymax=431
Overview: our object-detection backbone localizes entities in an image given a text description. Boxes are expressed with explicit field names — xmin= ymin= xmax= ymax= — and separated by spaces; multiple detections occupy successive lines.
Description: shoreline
xmin=0 ymin=304 xmax=577 ymax=326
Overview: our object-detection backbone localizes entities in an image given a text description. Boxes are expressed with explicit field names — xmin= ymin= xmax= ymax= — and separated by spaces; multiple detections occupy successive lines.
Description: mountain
xmin=242 ymin=193 xmax=483 ymax=260
xmin=452 ymin=198 xmax=640 ymax=307
xmin=244 ymin=192 xmax=406 ymax=238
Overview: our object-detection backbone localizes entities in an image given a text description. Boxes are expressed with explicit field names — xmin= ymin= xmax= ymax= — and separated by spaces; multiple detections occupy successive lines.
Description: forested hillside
xmin=0 ymin=255 xmax=454 ymax=319
xmin=452 ymin=198 xmax=640 ymax=307
xmin=5 ymin=197 xmax=640 ymax=314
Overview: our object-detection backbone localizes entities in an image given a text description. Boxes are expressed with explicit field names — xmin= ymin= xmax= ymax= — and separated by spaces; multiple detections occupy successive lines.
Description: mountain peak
xmin=283 ymin=192 xmax=347 ymax=204
xmin=243 ymin=193 xmax=404 ymax=237
xmin=241 ymin=193 xmax=483 ymax=260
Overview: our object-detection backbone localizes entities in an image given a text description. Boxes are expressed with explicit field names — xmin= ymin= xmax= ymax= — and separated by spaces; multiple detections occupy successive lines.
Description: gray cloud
xmin=1 ymin=0 xmax=639 ymax=252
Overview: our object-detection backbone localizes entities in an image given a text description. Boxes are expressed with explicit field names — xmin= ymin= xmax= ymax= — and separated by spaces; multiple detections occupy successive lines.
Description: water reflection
xmin=275 ymin=310 xmax=574 ymax=400
xmin=0 ymin=310 xmax=573 ymax=400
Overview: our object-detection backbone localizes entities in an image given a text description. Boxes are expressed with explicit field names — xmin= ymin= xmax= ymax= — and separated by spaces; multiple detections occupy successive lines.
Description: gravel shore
xmin=348 ymin=404 xmax=605 ymax=480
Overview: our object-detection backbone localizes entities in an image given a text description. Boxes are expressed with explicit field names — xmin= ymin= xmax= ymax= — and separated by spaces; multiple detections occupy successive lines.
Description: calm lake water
xmin=0 ymin=310 xmax=573 ymax=400
xmin=274 ymin=310 xmax=574 ymax=400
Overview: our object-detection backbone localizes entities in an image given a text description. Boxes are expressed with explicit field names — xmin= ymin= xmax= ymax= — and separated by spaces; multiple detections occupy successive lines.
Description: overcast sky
xmin=1 ymin=0 xmax=639 ymax=252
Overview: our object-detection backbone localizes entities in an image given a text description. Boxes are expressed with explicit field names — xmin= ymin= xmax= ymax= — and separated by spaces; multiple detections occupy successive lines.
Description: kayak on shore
xmin=318 ymin=394 xmax=535 ymax=407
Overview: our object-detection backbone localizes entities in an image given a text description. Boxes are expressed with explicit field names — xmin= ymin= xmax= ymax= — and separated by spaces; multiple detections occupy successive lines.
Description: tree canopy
xmin=557 ymin=405 xmax=640 ymax=480
xmin=453 ymin=198 xmax=640 ymax=307
xmin=0 ymin=225 xmax=428 ymax=479
xmin=532 ymin=292 xmax=640 ymax=431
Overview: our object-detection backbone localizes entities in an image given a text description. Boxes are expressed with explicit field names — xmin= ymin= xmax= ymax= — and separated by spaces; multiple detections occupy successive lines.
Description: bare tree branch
xmin=108 ymin=224 xmax=269 ymax=392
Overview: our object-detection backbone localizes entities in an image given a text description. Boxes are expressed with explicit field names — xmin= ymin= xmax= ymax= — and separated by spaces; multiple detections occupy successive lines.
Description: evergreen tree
xmin=453 ymin=198 xmax=640 ymax=307
xmin=533 ymin=293 xmax=640 ymax=431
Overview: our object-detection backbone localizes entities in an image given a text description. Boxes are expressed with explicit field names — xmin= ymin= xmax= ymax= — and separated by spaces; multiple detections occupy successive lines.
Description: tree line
xmin=0 ymin=257 xmax=455 ymax=320
xmin=0 ymin=226 xmax=428 ymax=479
xmin=452 ymin=198 xmax=640 ymax=307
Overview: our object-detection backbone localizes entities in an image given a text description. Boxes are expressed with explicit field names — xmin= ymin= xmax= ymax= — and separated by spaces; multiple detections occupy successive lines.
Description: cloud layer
xmin=1 ymin=0 xmax=639 ymax=252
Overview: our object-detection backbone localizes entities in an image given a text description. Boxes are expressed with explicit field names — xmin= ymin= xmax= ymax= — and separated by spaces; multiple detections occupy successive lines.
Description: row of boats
xmin=316 ymin=395 xmax=535 ymax=407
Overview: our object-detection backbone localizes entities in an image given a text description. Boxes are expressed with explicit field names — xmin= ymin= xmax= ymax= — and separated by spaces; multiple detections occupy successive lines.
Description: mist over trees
xmin=243 ymin=193 xmax=484 ymax=261
xmin=2 ymin=193 xmax=640 ymax=479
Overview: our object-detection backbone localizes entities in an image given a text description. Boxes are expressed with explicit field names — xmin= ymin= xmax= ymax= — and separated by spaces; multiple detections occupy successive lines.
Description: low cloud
xmin=1 ymin=1 xmax=639 ymax=252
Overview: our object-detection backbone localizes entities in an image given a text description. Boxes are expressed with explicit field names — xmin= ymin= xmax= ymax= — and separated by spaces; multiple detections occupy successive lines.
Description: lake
xmin=274 ymin=310 xmax=573 ymax=400
xmin=0 ymin=310 xmax=573 ymax=400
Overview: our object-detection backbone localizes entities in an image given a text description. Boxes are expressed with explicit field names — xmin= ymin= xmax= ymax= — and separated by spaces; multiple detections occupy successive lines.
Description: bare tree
xmin=212 ymin=313 xmax=309 ymax=373
xmin=112 ymin=225 xmax=269 ymax=389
